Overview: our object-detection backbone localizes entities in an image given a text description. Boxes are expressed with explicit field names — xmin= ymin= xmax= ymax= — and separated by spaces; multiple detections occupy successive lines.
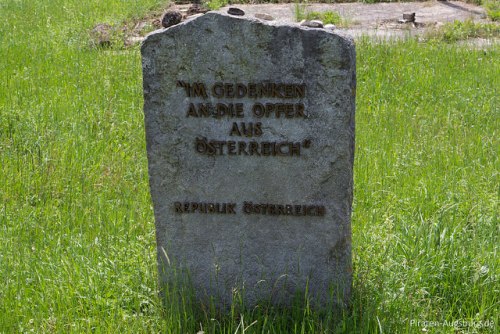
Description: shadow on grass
xmin=157 ymin=269 xmax=382 ymax=333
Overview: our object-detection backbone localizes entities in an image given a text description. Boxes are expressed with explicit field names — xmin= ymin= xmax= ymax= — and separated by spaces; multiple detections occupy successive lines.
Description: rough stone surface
xmin=142 ymin=12 xmax=355 ymax=308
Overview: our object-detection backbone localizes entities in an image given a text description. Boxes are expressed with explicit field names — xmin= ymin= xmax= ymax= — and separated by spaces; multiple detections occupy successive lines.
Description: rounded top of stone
xmin=142 ymin=11 xmax=353 ymax=48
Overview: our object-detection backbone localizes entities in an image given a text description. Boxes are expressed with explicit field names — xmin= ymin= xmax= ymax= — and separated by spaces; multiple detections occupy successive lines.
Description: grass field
xmin=0 ymin=0 xmax=498 ymax=333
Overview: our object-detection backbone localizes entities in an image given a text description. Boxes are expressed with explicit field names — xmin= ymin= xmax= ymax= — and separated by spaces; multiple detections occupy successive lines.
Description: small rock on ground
xmin=300 ymin=20 xmax=324 ymax=28
xmin=162 ymin=10 xmax=182 ymax=28
xmin=254 ymin=13 xmax=274 ymax=21
xmin=187 ymin=4 xmax=208 ymax=16
xmin=227 ymin=7 xmax=245 ymax=16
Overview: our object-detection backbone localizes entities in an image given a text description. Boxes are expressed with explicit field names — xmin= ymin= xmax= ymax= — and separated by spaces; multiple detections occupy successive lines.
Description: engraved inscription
xmin=252 ymin=103 xmax=306 ymax=118
xmin=243 ymin=202 xmax=325 ymax=217
xmin=210 ymin=82 xmax=306 ymax=99
xmin=174 ymin=202 xmax=236 ymax=214
xmin=176 ymin=80 xmax=312 ymax=157
xmin=173 ymin=201 xmax=326 ymax=216
xmin=186 ymin=103 xmax=245 ymax=118
xmin=194 ymin=138 xmax=311 ymax=156
xmin=176 ymin=81 xmax=209 ymax=98
xmin=229 ymin=122 xmax=262 ymax=137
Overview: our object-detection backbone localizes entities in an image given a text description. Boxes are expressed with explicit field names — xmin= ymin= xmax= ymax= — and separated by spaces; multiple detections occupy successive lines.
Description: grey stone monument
xmin=141 ymin=11 xmax=355 ymax=308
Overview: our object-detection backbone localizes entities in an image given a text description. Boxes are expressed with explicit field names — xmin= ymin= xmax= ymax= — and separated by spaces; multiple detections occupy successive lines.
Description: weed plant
xmin=294 ymin=1 xmax=347 ymax=26
xmin=484 ymin=0 xmax=500 ymax=21
xmin=424 ymin=20 xmax=500 ymax=42
xmin=206 ymin=0 xmax=229 ymax=10
xmin=294 ymin=6 xmax=346 ymax=26
xmin=1 ymin=0 xmax=498 ymax=333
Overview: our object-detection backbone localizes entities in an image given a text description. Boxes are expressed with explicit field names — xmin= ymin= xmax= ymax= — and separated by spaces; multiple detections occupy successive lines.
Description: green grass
xmin=206 ymin=0 xmax=229 ymax=10
xmin=294 ymin=2 xmax=347 ymax=26
xmin=424 ymin=19 xmax=500 ymax=42
xmin=295 ymin=9 xmax=346 ymax=26
xmin=1 ymin=0 xmax=499 ymax=333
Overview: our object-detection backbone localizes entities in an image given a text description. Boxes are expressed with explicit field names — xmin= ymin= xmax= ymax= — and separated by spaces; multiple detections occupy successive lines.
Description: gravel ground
xmin=214 ymin=1 xmax=493 ymax=40
xmin=123 ymin=1 xmax=497 ymax=46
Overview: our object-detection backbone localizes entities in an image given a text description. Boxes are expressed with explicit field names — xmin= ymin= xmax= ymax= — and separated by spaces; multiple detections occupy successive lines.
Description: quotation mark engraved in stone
xmin=176 ymin=80 xmax=208 ymax=98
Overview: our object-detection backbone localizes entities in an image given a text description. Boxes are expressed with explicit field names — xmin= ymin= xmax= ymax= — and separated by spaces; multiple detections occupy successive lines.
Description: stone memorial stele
xmin=141 ymin=11 xmax=355 ymax=308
